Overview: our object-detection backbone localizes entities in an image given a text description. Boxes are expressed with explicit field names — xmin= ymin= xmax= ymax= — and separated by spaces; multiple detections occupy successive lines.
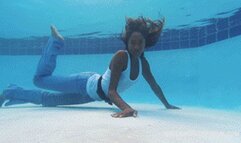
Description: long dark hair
xmin=121 ymin=16 xmax=165 ymax=49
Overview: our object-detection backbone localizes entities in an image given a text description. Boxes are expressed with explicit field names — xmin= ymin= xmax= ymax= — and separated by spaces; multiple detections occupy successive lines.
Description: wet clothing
xmin=2 ymin=37 xmax=142 ymax=107
xmin=86 ymin=50 xmax=142 ymax=101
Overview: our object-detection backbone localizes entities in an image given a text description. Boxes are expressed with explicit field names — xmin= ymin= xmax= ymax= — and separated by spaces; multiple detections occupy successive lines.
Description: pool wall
xmin=0 ymin=35 xmax=240 ymax=110
xmin=0 ymin=8 xmax=241 ymax=55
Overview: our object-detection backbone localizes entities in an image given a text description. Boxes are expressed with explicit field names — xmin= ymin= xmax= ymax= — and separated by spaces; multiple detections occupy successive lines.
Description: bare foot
xmin=0 ymin=93 xmax=5 ymax=107
xmin=50 ymin=25 xmax=64 ymax=41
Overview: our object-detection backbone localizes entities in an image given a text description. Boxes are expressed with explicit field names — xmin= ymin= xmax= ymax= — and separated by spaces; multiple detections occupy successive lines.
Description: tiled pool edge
xmin=0 ymin=8 xmax=240 ymax=55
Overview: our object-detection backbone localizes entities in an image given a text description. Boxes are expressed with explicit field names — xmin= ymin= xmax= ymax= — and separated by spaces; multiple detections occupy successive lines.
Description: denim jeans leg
xmin=34 ymin=36 xmax=64 ymax=77
xmin=2 ymin=84 xmax=94 ymax=106
xmin=33 ymin=36 xmax=82 ymax=93
xmin=33 ymin=36 xmax=96 ymax=95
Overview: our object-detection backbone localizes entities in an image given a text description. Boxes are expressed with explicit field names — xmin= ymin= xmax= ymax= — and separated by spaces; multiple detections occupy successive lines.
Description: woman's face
xmin=127 ymin=32 xmax=145 ymax=57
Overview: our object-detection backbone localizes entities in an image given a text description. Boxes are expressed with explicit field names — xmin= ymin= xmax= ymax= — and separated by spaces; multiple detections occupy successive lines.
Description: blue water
xmin=0 ymin=0 xmax=241 ymax=111
xmin=1 ymin=0 xmax=241 ymax=38
xmin=1 ymin=35 xmax=241 ymax=111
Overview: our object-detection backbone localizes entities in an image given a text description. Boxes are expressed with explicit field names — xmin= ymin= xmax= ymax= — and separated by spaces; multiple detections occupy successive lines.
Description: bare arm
xmin=108 ymin=51 xmax=138 ymax=117
xmin=141 ymin=57 xmax=180 ymax=109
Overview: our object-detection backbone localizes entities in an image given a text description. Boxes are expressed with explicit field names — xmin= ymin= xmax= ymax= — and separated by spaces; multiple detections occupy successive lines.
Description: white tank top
xmin=86 ymin=50 xmax=142 ymax=101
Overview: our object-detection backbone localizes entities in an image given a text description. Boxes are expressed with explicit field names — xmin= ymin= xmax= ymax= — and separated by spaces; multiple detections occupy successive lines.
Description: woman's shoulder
xmin=109 ymin=50 xmax=128 ymax=70
xmin=115 ymin=50 xmax=128 ymax=56
xmin=113 ymin=50 xmax=128 ymax=60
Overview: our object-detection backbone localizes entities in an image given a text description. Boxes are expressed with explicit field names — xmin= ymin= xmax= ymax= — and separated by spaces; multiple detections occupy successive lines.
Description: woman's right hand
xmin=166 ymin=104 xmax=181 ymax=109
xmin=111 ymin=108 xmax=138 ymax=118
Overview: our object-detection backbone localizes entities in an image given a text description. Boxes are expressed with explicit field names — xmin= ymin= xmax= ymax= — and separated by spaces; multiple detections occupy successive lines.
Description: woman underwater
xmin=0 ymin=17 xmax=180 ymax=118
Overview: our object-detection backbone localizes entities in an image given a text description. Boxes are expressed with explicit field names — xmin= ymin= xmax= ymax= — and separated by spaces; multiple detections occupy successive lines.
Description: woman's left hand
xmin=111 ymin=108 xmax=138 ymax=118
xmin=166 ymin=104 xmax=181 ymax=109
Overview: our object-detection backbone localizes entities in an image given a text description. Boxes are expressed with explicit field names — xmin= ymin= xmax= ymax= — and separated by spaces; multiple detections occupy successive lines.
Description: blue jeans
xmin=3 ymin=37 xmax=95 ymax=106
